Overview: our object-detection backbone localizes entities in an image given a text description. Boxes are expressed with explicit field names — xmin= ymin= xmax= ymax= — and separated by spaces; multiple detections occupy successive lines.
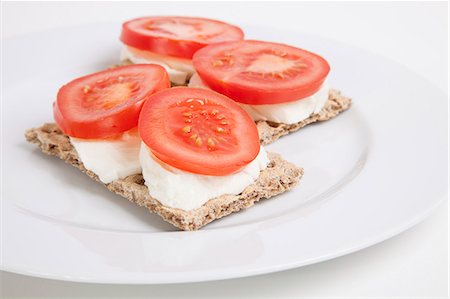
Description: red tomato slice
xmin=192 ymin=40 xmax=330 ymax=105
xmin=54 ymin=64 xmax=170 ymax=139
xmin=120 ymin=16 xmax=244 ymax=59
xmin=139 ymin=87 xmax=260 ymax=176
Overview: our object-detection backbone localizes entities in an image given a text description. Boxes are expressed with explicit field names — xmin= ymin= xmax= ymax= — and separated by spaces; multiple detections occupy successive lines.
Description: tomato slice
xmin=139 ymin=87 xmax=260 ymax=176
xmin=54 ymin=64 xmax=170 ymax=138
xmin=120 ymin=16 xmax=244 ymax=59
xmin=192 ymin=40 xmax=330 ymax=105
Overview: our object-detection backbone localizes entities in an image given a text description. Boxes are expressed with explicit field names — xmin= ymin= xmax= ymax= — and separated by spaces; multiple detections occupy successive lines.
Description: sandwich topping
xmin=54 ymin=65 xmax=170 ymax=183
xmin=119 ymin=16 xmax=244 ymax=84
xmin=70 ymin=128 xmax=142 ymax=183
xmin=121 ymin=45 xmax=195 ymax=85
xmin=138 ymin=87 xmax=268 ymax=210
xmin=191 ymin=40 xmax=331 ymax=124
xmin=189 ymin=73 xmax=329 ymax=124
xmin=139 ymin=143 xmax=268 ymax=211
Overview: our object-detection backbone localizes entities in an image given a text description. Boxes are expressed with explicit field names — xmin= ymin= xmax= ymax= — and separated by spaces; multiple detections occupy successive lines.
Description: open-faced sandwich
xmin=26 ymin=65 xmax=303 ymax=230
xmin=119 ymin=16 xmax=244 ymax=85
xmin=26 ymin=15 xmax=353 ymax=230
xmin=189 ymin=40 xmax=352 ymax=144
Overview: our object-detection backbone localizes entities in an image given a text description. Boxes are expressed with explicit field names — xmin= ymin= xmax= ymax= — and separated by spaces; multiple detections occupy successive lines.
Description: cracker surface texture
xmin=25 ymin=124 xmax=303 ymax=230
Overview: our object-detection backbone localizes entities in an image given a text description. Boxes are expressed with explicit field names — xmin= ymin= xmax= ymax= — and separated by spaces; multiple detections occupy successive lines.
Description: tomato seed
xmin=207 ymin=137 xmax=215 ymax=148
xmin=83 ymin=86 xmax=90 ymax=94
xmin=213 ymin=60 xmax=224 ymax=67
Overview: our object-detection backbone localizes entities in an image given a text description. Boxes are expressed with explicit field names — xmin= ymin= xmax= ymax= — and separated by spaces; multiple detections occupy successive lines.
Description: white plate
xmin=1 ymin=23 xmax=447 ymax=284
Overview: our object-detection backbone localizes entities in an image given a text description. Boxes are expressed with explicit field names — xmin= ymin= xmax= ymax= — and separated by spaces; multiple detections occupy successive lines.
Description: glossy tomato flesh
xmin=139 ymin=87 xmax=260 ymax=176
xmin=120 ymin=16 xmax=244 ymax=59
xmin=192 ymin=40 xmax=330 ymax=104
xmin=54 ymin=64 xmax=170 ymax=138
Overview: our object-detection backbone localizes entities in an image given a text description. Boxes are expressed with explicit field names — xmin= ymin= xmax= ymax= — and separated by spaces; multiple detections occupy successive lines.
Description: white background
xmin=1 ymin=1 xmax=448 ymax=298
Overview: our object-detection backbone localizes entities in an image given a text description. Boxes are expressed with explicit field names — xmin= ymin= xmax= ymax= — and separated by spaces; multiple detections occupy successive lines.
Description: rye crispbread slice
xmin=25 ymin=123 xmax=303 ymax=231
xmin=116 ymin=61 xmax=352 ymax=143
xmin=257 ymin=89 xmax=352 ymax=145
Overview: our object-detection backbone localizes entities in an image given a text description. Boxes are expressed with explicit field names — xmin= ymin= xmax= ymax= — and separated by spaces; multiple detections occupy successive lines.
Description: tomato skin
xmin=201 ymin=76 xmax=326 ymax=105
xmin=192 ymin=40 xmax=330 ymax=105
xmin=120 ymin=16 xmax=244 ymax=59
xmin=54 ymin=64 xmax=170 ymax=139
xmin=139 ymin=87 xmax=260 ymax=176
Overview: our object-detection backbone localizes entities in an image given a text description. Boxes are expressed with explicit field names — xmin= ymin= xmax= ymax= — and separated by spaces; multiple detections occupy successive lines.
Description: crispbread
xmin=116 ymin=62 xmax=352 ymax=142
xmin=25 ymin=123 xmax=303 ymax=231
xmin=257 ymin=89 xmax=352 ymax=145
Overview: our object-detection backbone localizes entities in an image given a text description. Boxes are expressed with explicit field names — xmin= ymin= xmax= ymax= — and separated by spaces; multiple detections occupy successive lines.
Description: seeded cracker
xmin=115 ymin=61 xmax=352 ymax=140
xmin=25 ymin=123 xmax=303 ymax=231
xmin=120 ymin=60 xmax=351 ymax=144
